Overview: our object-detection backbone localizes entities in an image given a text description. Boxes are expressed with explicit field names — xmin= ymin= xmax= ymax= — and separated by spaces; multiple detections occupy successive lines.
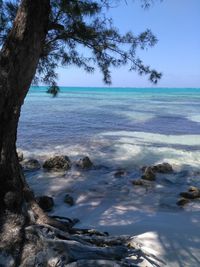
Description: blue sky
xmin=58 ymin=0 xmax=200 ymax=88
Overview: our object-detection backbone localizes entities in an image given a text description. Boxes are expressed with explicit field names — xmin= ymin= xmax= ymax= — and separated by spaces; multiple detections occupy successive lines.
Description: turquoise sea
xmin=18 ymin=87 xmax=200 ymax=170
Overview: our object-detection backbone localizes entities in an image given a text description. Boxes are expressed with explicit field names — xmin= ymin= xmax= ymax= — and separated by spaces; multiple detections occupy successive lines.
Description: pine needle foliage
xmin=0 ymin=0 xmax=162 ymax=95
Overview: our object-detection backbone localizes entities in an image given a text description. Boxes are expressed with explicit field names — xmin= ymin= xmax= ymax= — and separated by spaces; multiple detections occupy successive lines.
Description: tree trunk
xmin=0 ymin=0 xmax=50 ymax=210
xmin=0 ymin=0 xmax=50 ymax=264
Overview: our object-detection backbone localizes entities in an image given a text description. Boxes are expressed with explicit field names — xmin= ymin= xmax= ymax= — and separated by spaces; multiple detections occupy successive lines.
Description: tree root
xmin=0 ymin=185 xmax=165 ymax=267
xmin=64 ymin=259 xmax=126 ymax=267
xmin=50 ymin=215 xmax=80 ymax=227
xmin=0 ymin=213 xmax=166 ymax=267
xmin=17 ymin=223 xmax=165 ymax=267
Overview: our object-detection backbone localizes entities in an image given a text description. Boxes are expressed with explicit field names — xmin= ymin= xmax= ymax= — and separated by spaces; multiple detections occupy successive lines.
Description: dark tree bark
xmin=0 ymin=0 xmax=50 ymax=264
xmin=0 ymin=0 xmax=50 ymax=211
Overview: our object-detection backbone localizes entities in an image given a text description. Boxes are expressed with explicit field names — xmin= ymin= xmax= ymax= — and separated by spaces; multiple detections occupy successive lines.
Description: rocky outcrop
xmin=177 ymin=186 xmax=200 ymax=206
xmin=152 ymin=162 xmax=173 ymax=173
xmin=22 ymin=158 xmax=41 ymax=171
xmin=180 ymin=186 xmax=200 ymax=199
xmin=140 ymin=162 xmax=173 ymax=182
xmin=43 ymin=155 xmax=71 ymax=171
xmin=141 ymin=166 xmax=156 ymax=181
xmin=176 ymin=198 xmax=190 ymax=206
xmin=36 ymin=196 xmax=54 ymax=212
xmin=188 ymin=186 xmax=200 ymax=193
xmin=76 ymin=156 xmax=93 ymax=169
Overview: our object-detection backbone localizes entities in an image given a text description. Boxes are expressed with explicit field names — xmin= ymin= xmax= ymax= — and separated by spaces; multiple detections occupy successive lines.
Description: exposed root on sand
xmin=0 ymin=210 xmax=166 ymax=267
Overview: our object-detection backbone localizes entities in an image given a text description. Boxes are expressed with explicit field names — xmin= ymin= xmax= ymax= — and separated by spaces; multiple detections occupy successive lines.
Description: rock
xmin=64 ymin=194 xmax=74 ymax=206
xmin=43 ymin=155 xmax=71 ymax=171
xmin=76 ymin=156 xmax=93 ymax=169
xmin=177 ymin=198 xmax=190 ymax=206
xmin=22 ymin=158 xmax=41 ymax=171
xmin=36 ymin=196 xmax=54 ymax=212
xmin=179 ymin=186 xmax=200 ymax=199
xmin=153 ymin=162 xmax=173 ymax=173
xmin=188 ymin=186 xmax=199 ymax=193
xmin=114 ymin=169 xmax=127 ymax=178
xmin=180 ymin=191 xmax=200 ymax=199
xmin=17 ymin=150 xmax=24 ymax=162
xmin=132 ymin=179 xmax=145 ymax=186
xmin=141 ymin=167 xmax=156 ymax=181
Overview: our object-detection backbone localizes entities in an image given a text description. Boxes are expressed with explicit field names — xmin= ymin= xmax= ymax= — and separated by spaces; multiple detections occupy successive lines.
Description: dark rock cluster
xmin=75 ymin=156 xmax=93 ymax=169
xmin=36 ymin=195 xmax=54 ymax=212
xmin=20 ymin=153 xmax=94 ymax=172
xmin=133 ymin=162 xmax=174 ymax=185
xmin=177 ymin=186 xmax=200 ymax=206
xmin=43 ymin=155 xmax=71 ymax=171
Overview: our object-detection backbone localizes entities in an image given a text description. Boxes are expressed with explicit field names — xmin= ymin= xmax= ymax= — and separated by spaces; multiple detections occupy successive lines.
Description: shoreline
xmin=20 ymin=150 xmax=200 ymax=267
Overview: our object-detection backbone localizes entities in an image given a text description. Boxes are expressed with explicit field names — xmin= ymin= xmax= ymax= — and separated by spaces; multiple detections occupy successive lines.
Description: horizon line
xmin=31 ymin=85 xmax=200 ymax=89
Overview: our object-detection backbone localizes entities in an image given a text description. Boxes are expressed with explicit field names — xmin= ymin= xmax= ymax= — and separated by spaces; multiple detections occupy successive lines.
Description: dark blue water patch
xmin=17 ymin=108 xmax=133 ymax=149
xmin=128 ymin=115 xmax=200 ymax=135
xmin=18 ymin=105 xmax=200 ymax=151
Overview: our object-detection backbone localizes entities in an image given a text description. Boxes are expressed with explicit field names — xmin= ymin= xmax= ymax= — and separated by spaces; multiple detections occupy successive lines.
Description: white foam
xmin=117 ymin=111 xmax=155 ymax=123
xmin=96 ymin=131 xmax=200 ymax=168
xmin=102 ymin=131 xmax=200 ymax=146
xmin=188 ymin=114 xmax=200 ymax=123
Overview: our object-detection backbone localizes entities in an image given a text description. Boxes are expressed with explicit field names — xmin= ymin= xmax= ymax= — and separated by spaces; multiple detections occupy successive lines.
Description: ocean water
xmin=17 ymin=87 xmax=200 ymax=267
xmin=18 ymin=87 xmax=200 ymax=169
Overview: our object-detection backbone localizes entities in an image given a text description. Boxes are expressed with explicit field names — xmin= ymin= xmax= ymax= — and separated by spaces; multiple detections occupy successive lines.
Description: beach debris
xmin=76 ymin=156 xmax=93 ymax=169
xmin=152 ymin=162 xmax=173 ymax=173
xmin=176 ymin=198 xmax=190 ymax=206
xmin=22 ymin=158 xmax=41 ymax=171
xmin=36 ymin=195 xmax=54 ymax=212
xmin=141 ymin=166 xmax=156 ymax=181
xmin=17 ymin=150 xmax=24 ymax=162
xmin=64 ymin=194 xmax=74 ymax=206
xmin=43 ymin=155 xmax=71 ymax=171
xmin=114 ymin=169 xmax=128 ymax=178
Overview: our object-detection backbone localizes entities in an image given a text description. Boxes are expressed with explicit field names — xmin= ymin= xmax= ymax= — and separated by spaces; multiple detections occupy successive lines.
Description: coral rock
xmin=142 ymin=167 xmax=156 ymax=181
xmin=43 ymin=155 xmax=71 ymax=171
xmin=76 ymin=156 xmax=93 ymax=169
